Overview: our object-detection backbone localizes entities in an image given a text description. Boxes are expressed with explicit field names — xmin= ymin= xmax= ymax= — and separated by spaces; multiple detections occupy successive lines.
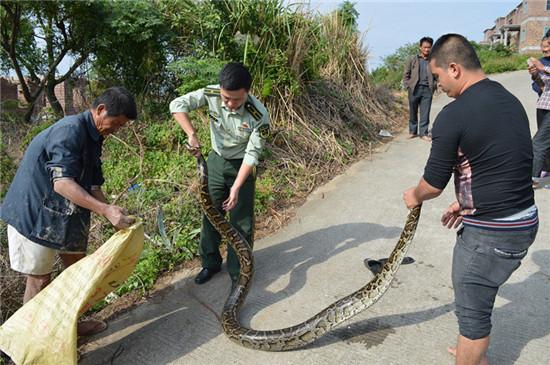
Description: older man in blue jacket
xmin=0 ymin=87 xmax=136 ymax=336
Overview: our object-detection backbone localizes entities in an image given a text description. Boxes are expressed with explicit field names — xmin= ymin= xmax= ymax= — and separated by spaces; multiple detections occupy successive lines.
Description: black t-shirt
xmin=423 ymin=78 xmax=534 ymax=219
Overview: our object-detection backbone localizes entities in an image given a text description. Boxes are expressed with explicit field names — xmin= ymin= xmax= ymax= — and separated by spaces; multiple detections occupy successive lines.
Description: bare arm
xmin=54 ymin=179 xmax=134 ymax=229
xmin=441 ymin=200 xmax=462 ymax=229
xmin=90 ymin=188 xmax=108 ymax=204
xmin=403 ymin=177 xmax=443 ymax=209
xmin=172 ymin=112 xmax=200 ymax=156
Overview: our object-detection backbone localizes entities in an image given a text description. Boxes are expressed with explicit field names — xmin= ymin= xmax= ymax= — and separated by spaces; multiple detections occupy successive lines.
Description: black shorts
xmin=452 ymin=224 xmax=538 ymax=340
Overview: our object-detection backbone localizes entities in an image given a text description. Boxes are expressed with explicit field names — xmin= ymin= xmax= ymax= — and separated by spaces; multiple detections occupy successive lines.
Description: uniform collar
xmin=222 ymin=101 xmax=246 ymax=115
xmin=84 ymin=110 xmax=102 ymax=142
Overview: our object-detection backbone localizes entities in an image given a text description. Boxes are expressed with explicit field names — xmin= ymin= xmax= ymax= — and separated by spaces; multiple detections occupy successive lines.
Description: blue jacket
xmin=0 ymin=111 xmax=104 ymax=251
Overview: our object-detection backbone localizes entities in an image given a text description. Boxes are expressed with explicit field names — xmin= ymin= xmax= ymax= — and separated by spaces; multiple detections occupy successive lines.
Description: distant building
xmin=482 ymin=0 xmax=550 ymax=53
xmin=0 ymin=77 xmax=89 ymax=120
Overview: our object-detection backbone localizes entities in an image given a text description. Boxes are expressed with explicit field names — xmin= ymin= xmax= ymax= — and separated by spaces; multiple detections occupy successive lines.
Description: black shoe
xmin=194 ymin=267 xmax=221 ymax=284
xmin=364 ymin=256 xmax=415 ymax=275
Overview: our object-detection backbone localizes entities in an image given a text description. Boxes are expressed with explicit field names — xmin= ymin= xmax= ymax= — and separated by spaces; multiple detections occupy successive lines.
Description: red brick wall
xmin=1 ymin=77 xmax=88 ymax=118
xmin=0 ymin=78 xmax=18 ymax=103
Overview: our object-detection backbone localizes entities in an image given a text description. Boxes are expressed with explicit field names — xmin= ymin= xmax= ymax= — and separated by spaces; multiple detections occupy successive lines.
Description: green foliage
xmin=474 ymin=43 xmax=531 ymax=74
xmin=20 ymin=118 xmax=55 ymax=149
xmin=0 ymin=142 xmax=16 ymax=199
xmin=1 ymin=0 xmax=402 ymax=319
xmin=1 ymin=1 xmax=110 ymax=119
xmin=338 ymin=0 xmax=359 ymax=31
xmin=370 ymin=42 xmax=417 ymax=89
xmin=0 ymin=99 xmax=18 ymax=110
xmin=89 ymin=117 xmax=210 ymax=296
xmin=0 ymin=3 xmax=46 ymax=76
xmin=168 ymin=57 xmax=227 ymax=95
xmin=92 ymin=0 xmax=173 ymax=96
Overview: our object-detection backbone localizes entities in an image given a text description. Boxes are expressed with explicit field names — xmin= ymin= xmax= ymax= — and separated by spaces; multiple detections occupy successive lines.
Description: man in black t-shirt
xmin=403 ymin=34 xmax=538 ymax=365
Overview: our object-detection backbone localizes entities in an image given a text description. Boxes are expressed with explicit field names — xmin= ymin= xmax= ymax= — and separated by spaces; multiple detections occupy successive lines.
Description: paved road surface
xmin=81 ymin=71 xmax=550 ymax=365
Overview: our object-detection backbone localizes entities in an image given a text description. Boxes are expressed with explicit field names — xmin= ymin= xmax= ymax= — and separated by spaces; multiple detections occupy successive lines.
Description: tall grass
xmin=0 ymin=0 xmax=405 ymax=323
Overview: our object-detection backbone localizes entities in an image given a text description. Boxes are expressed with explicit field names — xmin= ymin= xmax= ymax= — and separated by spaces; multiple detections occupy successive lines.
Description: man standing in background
xmin=403 ymin=36 xmax=437 ymax=141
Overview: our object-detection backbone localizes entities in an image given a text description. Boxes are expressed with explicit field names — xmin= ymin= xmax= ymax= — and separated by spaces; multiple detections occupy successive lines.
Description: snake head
xmin=185 ymin=143 xmax=203 ymax=159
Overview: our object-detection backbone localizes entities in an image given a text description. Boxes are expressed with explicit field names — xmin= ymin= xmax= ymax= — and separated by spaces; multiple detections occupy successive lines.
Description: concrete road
xmin=80 ymin=71 xmax=550 ymax=365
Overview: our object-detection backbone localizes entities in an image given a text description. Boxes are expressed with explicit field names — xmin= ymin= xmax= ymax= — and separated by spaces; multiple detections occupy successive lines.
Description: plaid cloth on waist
xmin=536 ymin=66 xmax=550 ymax=110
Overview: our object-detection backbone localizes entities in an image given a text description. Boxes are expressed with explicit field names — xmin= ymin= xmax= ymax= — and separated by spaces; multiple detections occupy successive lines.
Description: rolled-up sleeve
xmin=169 ymin=88 xmax=207 ymax=113
xmin=243 ymin=113 xmax=270 ymax=166
xmin=44 ymin=126 xmax=84 ymax=181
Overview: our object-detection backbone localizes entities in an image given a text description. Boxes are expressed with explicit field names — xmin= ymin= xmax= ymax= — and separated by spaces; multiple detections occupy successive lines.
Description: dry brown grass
xmin=0 ymin=8 xmax=407 ymax=328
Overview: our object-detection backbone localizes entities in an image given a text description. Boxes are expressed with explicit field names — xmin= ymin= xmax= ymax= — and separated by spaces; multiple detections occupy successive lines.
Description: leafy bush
xmin=1 ymin=0 xmax=406 ymax=322
xmin=370 ymin=42 xmax=418 ymax=89
xmin=474 ymin=43 xmax=531 ymax=74
xmin=0 ymin=143 xmax=16 ymax=200
xmin=168 ymin=57 xmax=227 ymax=95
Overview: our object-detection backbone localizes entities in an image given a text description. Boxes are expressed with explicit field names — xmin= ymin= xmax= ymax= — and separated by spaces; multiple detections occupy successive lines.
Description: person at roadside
xmin=403 ymin=36 xmax=438 ymax=141
xmin=527 ymin=36 xmax=550 ymax=187
xmin=403 ymin=34 xmax=538 ymax=365
xmin=0 ymin=87 xmax=137 ymax=336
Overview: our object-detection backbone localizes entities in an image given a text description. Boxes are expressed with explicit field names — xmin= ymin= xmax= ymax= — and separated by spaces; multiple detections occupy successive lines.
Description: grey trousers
xmin=534 ymin=109 xmax=550 ymax=176
xmin=408 ymin=85 xmax=433 ymax=136
xmin=452 ymin=224 xmax=538 ymax=339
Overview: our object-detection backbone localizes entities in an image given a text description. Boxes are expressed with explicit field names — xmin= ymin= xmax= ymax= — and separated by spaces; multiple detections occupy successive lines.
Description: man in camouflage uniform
xmin=170 ymin=63 xmax=269 ymax=286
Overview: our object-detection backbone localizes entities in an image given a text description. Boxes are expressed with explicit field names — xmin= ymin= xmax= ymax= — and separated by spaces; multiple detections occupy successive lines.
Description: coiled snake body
xmin=192 ymin=153 xmax=421 ymax=351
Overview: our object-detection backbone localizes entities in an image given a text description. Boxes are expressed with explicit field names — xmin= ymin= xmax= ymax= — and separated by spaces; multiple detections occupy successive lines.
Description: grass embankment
xmin=0 ymin=3 xmax=406 ymax=328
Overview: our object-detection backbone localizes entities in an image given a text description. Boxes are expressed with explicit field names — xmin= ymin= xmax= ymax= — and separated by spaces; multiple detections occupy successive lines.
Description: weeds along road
xmin=80 ymin=70 xmax=550 ymax=365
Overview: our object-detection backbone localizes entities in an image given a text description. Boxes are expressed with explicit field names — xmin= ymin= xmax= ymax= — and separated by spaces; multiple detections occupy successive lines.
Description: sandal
xmin=364 ymin=256 xmax=415 ymax=275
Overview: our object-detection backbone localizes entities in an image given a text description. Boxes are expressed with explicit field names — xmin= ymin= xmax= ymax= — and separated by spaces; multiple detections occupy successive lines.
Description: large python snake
xmin=191 ymin=151 xmax=421 ymax=351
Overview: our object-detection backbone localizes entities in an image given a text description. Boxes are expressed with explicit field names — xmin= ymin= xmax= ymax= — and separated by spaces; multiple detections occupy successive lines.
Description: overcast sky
xmin=309 ymin=0 xmax=520 ymax=69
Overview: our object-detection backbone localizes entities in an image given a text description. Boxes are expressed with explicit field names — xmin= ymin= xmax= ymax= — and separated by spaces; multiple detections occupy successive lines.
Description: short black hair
xmin=429 ymin=33 xmax=481 ymax=71
xmin=219 ymin=63 xmax=252 ymax=91
xmin=419 ymin=37 xmax=433 ymax=46
xmin=92 ymin=87 xmax=137 ymax=120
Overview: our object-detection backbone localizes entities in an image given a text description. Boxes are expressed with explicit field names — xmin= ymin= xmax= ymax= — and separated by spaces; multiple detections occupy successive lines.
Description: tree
xmin=0 ymin=1 xmax=107 ymax=122
xmin=337 ymin=0 xmax=359 ymax=32
xmin=92 ymin=0 xmax=173 ymax=99
xmin=370 ymin=42 xmax=418 ymax=89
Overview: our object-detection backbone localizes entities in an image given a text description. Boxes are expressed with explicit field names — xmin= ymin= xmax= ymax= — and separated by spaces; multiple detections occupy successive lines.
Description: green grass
xmin=1 ymin=0 xmax=404 ymax=322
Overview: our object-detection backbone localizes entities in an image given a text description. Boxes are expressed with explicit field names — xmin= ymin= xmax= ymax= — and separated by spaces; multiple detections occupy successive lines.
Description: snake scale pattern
xmin=192 ymin=153 xmax=422 ymax=351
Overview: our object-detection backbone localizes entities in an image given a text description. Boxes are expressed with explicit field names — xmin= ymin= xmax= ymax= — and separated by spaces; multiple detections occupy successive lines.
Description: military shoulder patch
xmin=258 ymin=124 xmax=270 ymax=139
xmin=245 ymin=100 xmax=263 ymax=121
xmin=204 ymin=87 xmax=220 ymax=97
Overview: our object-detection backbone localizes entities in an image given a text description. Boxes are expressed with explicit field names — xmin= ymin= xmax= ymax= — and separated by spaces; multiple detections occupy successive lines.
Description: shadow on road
xmin=319 ymin=302 xmax=454 ymax=350
xmin=488 ymin=249 xmax=550 ymax=365
xmin=80 ymin=221 xmax=402 ymax=364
